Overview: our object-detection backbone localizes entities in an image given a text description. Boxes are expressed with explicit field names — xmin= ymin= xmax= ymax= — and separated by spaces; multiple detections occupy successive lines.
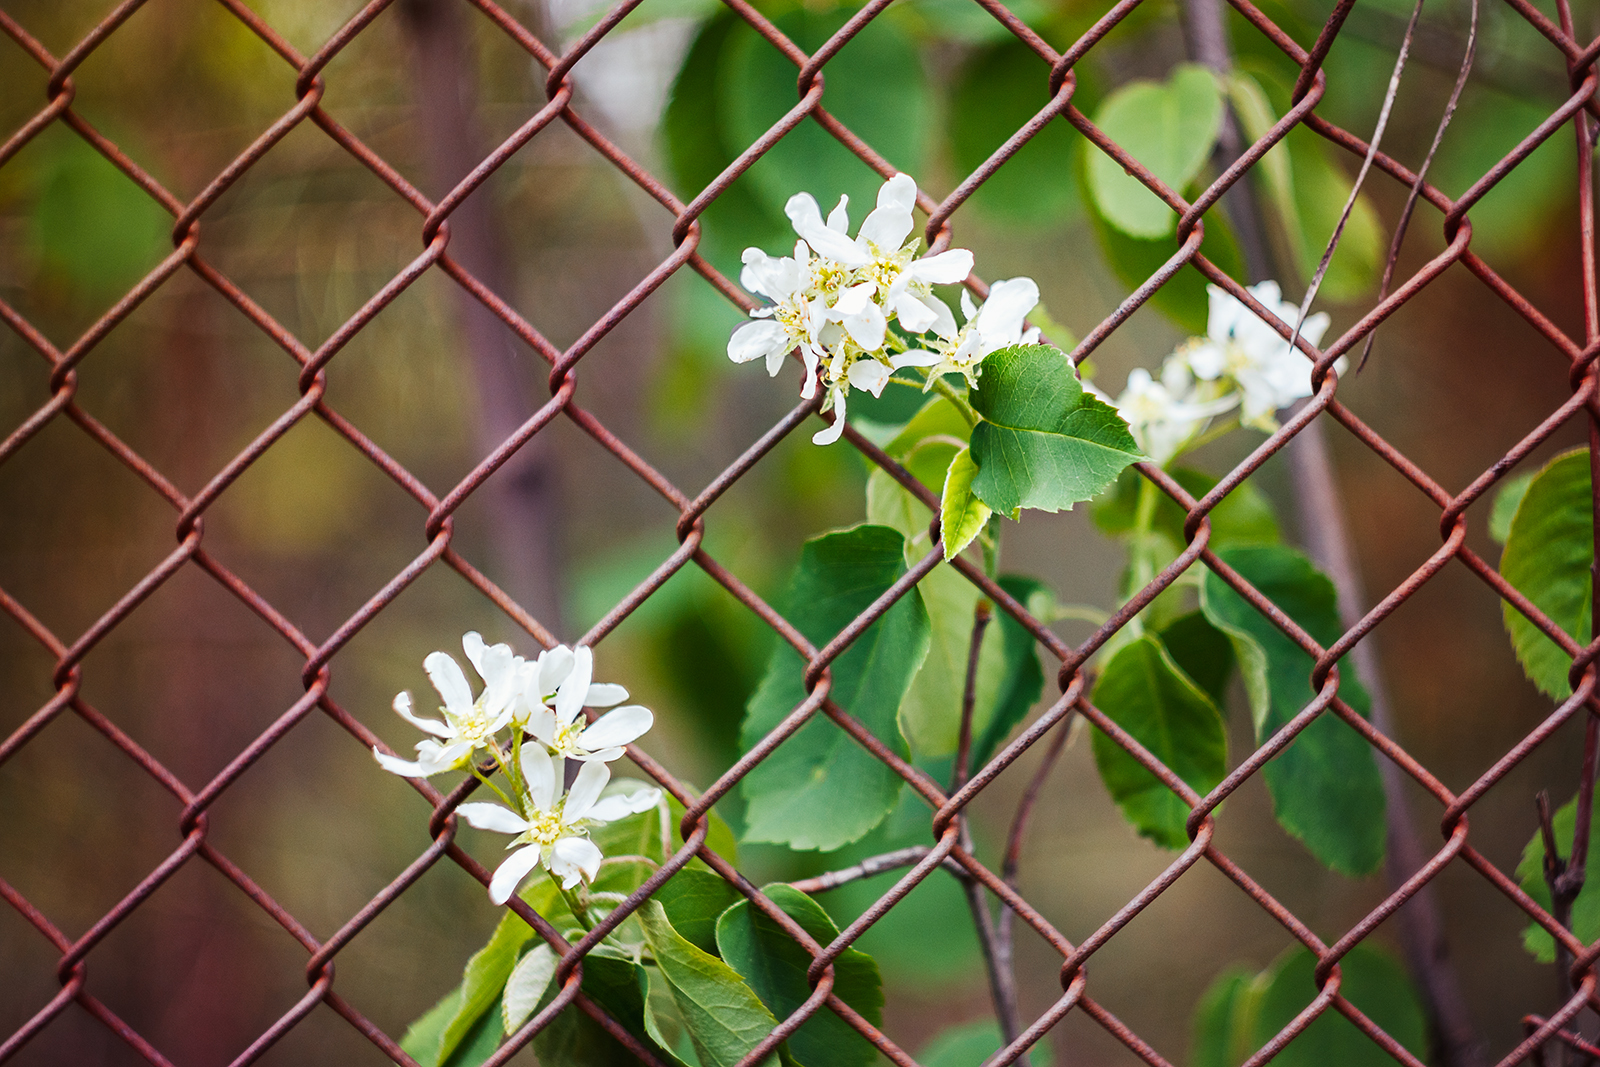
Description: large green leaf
xmin=656 ymin=868 xmax=744 ymax=957
xmin=918 ymin=1020 xmax=1004 ymax=1067
xmin=969 ymin=345 xmax=1143 ymax=515
xmin=1085 ymin=193 xmax=1245 ymax=335
xmin=1499 ymin=448 xmax=1592 ymax=700
xmin=949 ymin=38 xmax=1081 ymax=226
xmin=1091 ymin=635 xmax=1228 ymax=848
xmin=740 ymin=525 xmax=931 ymax=851
xmin=1084 ymin=64 xmax=1223 ymax=239
xmin=640 ymin=901 xmax=783 ymax=1067
xmin=438 ymin=909 xmax=535 ymax=1061
xmin=528 ymin=949 xmax=668 ymax=1067
xmin=1190 ymin=945 xmax=1426 ymax=1067
xmin=1159 ymin=611 xmax=1236 ymax=709
xmin=1248 ymin=945 xmax=1427 ymax=1066
xmin=716 ymin=885 xmax=884 ymax=1067
xmin=722 ymin=10 xmax=930 ymax=230
xmin=1200 ymin=546 xmax=1386 ymax=875
xmin=1515 ymin=790 xmax=1600 ymax=962
xmin=1489 ymin=471 xmax=1535 ymax=545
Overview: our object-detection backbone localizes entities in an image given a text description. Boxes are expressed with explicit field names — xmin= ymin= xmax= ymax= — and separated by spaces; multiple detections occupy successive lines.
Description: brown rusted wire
xmin=4 ymin=0 xmax=1600 ymax=1063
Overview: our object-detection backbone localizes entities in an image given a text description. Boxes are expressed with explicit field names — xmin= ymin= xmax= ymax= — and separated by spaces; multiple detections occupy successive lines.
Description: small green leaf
xmin=1489 ymin=471 xmax=1535 ymax=545
xmin=656 ymin=869 xmax=744 ymax=956
xmin=1200 ymin=546 xmax=1386 ymax=875
xmin=1189 ymin=965 xmax=1258 ymax=1067
xmin=884 ymin=396 xmax=973 ymax=457
xmin=639 ymin=901 xmax=783 ymax=1067
xmin=918 ymin=1021 xmax=1004 ymax=1067
xmin=400 ymin=989 xmax=462 ymax=1067
xmin=1247 ymin=945 xmax=1427 ymax=1065
xmin=740 ymin=525 xmax=931 ymax=851
xmin=502 ymin=944 xmax=558 ymax=1035
xmin=1499 ymin=448 xmax=1592 ymax=699
xmin=1090 ymin=635 xmax=1228 ymax=849
xmin=949 ymin=38 xmax=1082 ymax=225
xmin=529 ymin=950 xmax=666 ymax=1067
xmin=940 ymin=448 xmax=992 ymax=560
xmin=1515 ymin=791 xmax=1600 ymax=962
xmin=1159 ymin=611 xmax=1236 ymax=709
xmin=969 ymin=345 xmax=1143 ymax=516
xmin=1085 ymin=64 xmax=1224 ymax=238
xmin=439 ymin=909 xmax=535 ymax=1062
xmin=715 ymin=885 xmax=884 ymax=1067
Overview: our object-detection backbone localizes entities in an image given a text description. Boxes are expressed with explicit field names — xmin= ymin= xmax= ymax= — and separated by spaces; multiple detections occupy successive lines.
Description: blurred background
xmin=2 ymin=0 xmax=1598 ymax=1062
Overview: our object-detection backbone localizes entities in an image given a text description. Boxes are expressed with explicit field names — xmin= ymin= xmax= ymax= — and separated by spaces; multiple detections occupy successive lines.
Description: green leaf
xmin=640 ymin=901 xmax=783 ymax=1067
xmin=1084 ymin=64 xmax=1223 ymax=238
xmin=1159 ymin=611 xmax=1236 ymax=709
xmin=1090 ymin=635 xmax=1228 ymax=849
xmin=917 ymin=1020 xmax=1003 ymax=1067
xmin=972 ymin=575 xmax=1048 ymax=768
xmin=1247 ymin=945 xmax=1427 ymax=1066
xmin=444 ymin=997 xmax=510 ymax=1067
xmin=1200 ymin=546 xmax=1386 ymax=875
xmin=400 ymin=989 xmax=462 ymax=1067
xmin=1516 ymin=790 xmax=1600 ymax=962
xmin=1223 ymin=71 xmax=1303 ymax=272
xmin=529 ymin=950 xmax=666 ymax=1067
xmin=715 ymin=885 xmax=884 ymax=1067
xmin=722 ymin=10 xmax=930 ymax=231
xmin=940 ymin=448 xmax=992 ymax=560
xmin=885 ymin=396 xmax=973 ymax=458
xmin=969 ymin=345 xmax=1144 ymax=516
xmin=1093 ymin=467 xmax=1281 ymax=549
xmin=439 ymin=909 xmax=535 ymax=1062
xmin=949 ymin=38 xmax=1081 ymax=226
xmin=656 ymin=869 xmax=744 ymax=956
xmin=502 ymin=944 xmax=558 ymax=1035
xmin=1190 ymin=966 xmax=1258 ymax=1067
xmin=740 ymin=525 xmax=932 ymax=851
xmin=1489 ymin=470 xmax=1535 ymax=545
xmin=1085 ymin=193 xmax=1245 ymax=335
xmin=1499 ymin=448 xmax=1592 ymax=700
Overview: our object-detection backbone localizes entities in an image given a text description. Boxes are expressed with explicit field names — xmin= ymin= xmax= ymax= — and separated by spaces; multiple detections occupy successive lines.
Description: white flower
xmin=373 ymin=632 xmax=522 ymax=779
xmin=728 ymin=240 xmax=827 ymax=377
xmin=1115 ymin=357 xmax=1239 ymax=466
xmin=1185 ymin=281 xmax=1337 ymax=431
xmin=456 ymin=745 xmax=662 ymax=901
xmin=525 ymin=645 xmax=653 ymax=762
xmin=924 ymin=277 xmax=1042 ymax=386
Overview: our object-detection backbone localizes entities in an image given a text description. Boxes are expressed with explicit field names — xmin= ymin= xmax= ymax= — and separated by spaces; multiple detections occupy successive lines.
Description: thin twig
xmin=1178 ymin=0 xmax=1486 ymax=1058
xmin=1358 ymin=0 xmax=1476 ymax=371
xmin=995 ymin=717 xmax=1074 ymax=975
xmin=787 ymin=847 xmax=965 ymax=893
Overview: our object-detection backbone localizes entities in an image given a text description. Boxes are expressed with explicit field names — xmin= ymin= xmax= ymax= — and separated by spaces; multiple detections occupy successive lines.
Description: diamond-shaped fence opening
xmin=6 ymin=0 xmax=1600 ymax=1064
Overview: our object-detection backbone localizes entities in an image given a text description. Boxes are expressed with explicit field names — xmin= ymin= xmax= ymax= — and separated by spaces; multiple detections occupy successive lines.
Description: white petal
xmin=729 ymin=319 xmax=788 ymax=364
xmin=373 ymin=747 xmax=432 ymax=778
xmin=890 ymin=349 xmax=941 ymax=369
xmin=584 ymin=682 xmax=628 ymax=708
xmin=975 ymin=277 xmax=1040 ymax=346
xmin=1207 ymin=283 xmax=1249 ymax=341
xmin=489 ymin=845 xmax=546 ymax=904
xmin=549 ymin=837 xmax=602 ymax=888
xmin=576 ymin=705 xmax=654 ymax=750
xmin=564 ymin=759 xmax=610 ymax=823
xmin=574 ymin=747 xmax=625 ymax=763
xmin=1300 ymin=311 xmax=1331 ymax=348
xmin=424 ymin=652 xmax=475 ymax=716
xmin=892 ymin=290 xmax=938 ymax=334
xmin=786 ymin=192 xmax=870 ymax=267
xmin=842 ymin=303 xmax=887 ymax=352
xmin=536 ymin=646 xmax=575 ymax=696
xmin=800 ymin=346 xmax=820 ymax=399
xmin=393 ymin=692 xmax=452 ymax=738
xmin=521 ymin=743 xmax=557 ymax=811
xmin=555 ymin=647 xmax=593 ymax=727
xmin=479 ymin=642 xmax=519 ymax=714
xmin=812 ymin=388 xmax=847 ymax=445
xmin=525 ymin=708 xmax=558 ymax=746
xmin=462 ymin=632 xmax=487 ymax=676
xmin=857 ymin=173 xmax=916 ymax=250
xmin=826 ymin=194 xmax=851 ymax=233
xmin=456 ymin=802 xmax=530 ymax=835
xmin=586 ymin=783 xmax=663 ymax=822
xmin=740 ymin=248 xmax=800 ymax=301
xmin=909 ymin=248 xmax=974 ymax=285
xmin=960 ymin=289 xmax=978 ymax=322
xmin=922 ymin=294 xmax=958 ymax=340
xmin=847 ymin=359 xmax=891 ymax=398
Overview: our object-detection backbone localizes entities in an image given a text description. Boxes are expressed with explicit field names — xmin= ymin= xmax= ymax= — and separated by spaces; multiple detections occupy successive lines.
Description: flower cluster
xmin=375 ymin=633 xmax=661 ymax=902
xmin=1111 ymin=281 xmax=1338 ymax=465
xmin=728 ymin=173 xmax=1040 ymax=443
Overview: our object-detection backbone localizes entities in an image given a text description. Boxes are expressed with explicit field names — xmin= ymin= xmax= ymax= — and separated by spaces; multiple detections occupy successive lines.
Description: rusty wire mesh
xmin=3 ymin=0 xmax=1600 ymax=1063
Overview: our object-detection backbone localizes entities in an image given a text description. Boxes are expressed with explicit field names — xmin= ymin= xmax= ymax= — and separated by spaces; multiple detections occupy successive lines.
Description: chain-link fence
xmin=4 ymin=0 xmax=1600 ymax=1063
